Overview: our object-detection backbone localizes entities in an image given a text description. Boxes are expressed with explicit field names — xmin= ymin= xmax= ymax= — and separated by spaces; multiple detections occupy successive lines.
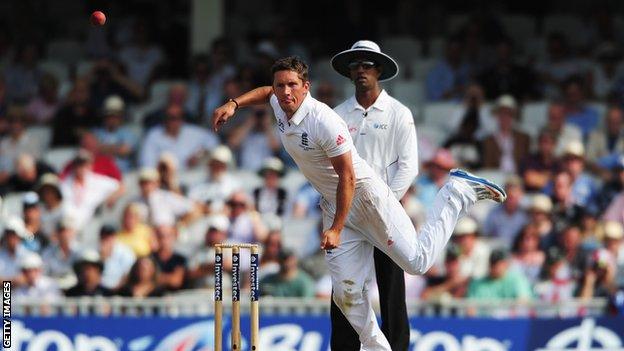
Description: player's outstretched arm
xmin=212 ymin=86 xmax=273 ymax=131
xmin=321 ymin=151 xmax=356 ymax=250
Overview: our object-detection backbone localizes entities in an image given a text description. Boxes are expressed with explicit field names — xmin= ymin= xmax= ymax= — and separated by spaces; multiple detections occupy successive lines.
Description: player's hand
xmin=212 ymin=101 xmax=237 ymax=132
xmin=320 ymin=228 xmax=341 ymax=250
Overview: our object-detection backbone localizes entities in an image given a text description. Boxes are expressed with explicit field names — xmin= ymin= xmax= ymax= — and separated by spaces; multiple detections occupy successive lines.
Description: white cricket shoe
xmin=449 ymin=169 xmax=507 ymax=203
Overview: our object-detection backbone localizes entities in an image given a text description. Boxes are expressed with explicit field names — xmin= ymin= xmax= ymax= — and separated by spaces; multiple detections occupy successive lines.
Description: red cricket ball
xmin=90 ymin=11 xmax=106 ymax=26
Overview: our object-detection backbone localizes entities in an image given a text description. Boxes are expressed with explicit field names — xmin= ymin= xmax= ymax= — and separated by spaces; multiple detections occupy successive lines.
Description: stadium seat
xmin=422 ymin=102 xmax=460 ymax=131
xmin=390 ymin=79 xmax=425 ymax=108
xmin=310 ymin=57 xmax=342 ymax=86
xmin=523 ymin=36 xmax=547 ymax=62
xmin=380 ymin=36 xmax=423 ymax=74
xmin=410 ymin=58 xmax=436 ymax=81
xmin=281 ymin=217 xmax=321 ymax=257
xmin=230 ymin=170 xmax=262 ymax=192
xmin=428 ymin=37 xmax=445 ymax=58
xmin=543 ymin=15 xmax=586 ymax=48
xmin=2 ymin=192 xmax=26 ymax=218
xmin=416 ymin=124 xmax=447 ymax=147
xmin=500 ymin=15 xmax=537 ymax=45
xmin=44 ymin=147 xmax=78 ymax=172
xmin=281 ymin=170 xmax=307 ymax=196
xmin=520 ymin=101 xmax=549 ymax=138
xmin=26 ymin=126 xmax=52 ymax=153
xmin=446 ymin=14 xmax=469 ymax=34
xmin=38 ymin=60 xmax=70 ymax=81
xmin=179 ymin=168 xmax=208 ymax=187
xmin=46 ymin=40 xmax=85 ymax=64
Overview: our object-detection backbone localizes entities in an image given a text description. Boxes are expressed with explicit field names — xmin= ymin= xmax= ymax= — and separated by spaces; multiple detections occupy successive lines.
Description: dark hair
xmin=271 ymin=56 xmax=309 ymax=82
xmin=126 ymin=256 xmax=160 ymax=286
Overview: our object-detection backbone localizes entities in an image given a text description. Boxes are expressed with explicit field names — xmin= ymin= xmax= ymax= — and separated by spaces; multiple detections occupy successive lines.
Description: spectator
xmin=51 ymin=78 xmax=98 ymax=147
xmin=291 ymin=182 xmax=321 ymax=219
xmin=577 ymin=248 xmax=618 ymax=298
xmin=550 ymin=171 xmax=586 ymax=233
xmin=59 ymin=151 xmax=123 ymax=230
xmin=510 ymin=224 xmax=546 ymax=284
xmin=481 ymin=95 xmax=530 ymax=173
xmin=41 ymin=217 xmax=81 ymax=290
xmin=226 ymin=191 xmax=268 ymax=244
xmin=590 ymin=43 xmax=622 ymax=100
xmin=602 ymin=221 xmax=624 ymax=287
xmin=0 ymin=216 xmax=30 ymax=285
xmin=228 ymin=105 xmax=281 ymax=172
xmin=99 ymin=225 xmax=136 ymax=291
xmin=151 ymin=225 xmax=187 ymax=292
xmin=586 ymin=106 xmax=624 ymax=167
xmin=422 ymin=245 xmax=469 ymax=300
xmin=543 ymin=101 xmax=582 ymax=156
xmin=188 ymin=145 xmax=240 ymax=214
xmin=467 ymin=248 xmax=533 ymax=300
xmin=597 ymin=157 xmax=624 ymax=212
xmin=116 ymin=202 xmax=155 ymax=258
xmin=157 ymin=152 xmax=182 ymax=194
xmin=134 ymin=168 xmax=199 ymax=227
xmin=0 ymin=106 xmax=40 ymax=180
xmin=93 ymin=95 xmax=138 ymax=172
xmin=450 ymin=217 xmax=490 ymax=279
xmin=557 ymin=225 xmax=587 ymax=280
xmin=253 ymin=157 xmax=288 ymax=216
xmin=562 ymin=77 xmax=600 ymax=139
xmin=118 ymin=20 xmax=164 ymax=87
xmin=415 ymin=148 xmax=456 ymax=208
xmin=426 ymin=36 xmax=470 ymax=101
xmin=61 ymin=133 xmax=122 ymax=181
xmin=260 ymin=249 xmax=315 ymax=297
xmin=21 ymin=192 xmax=49 ymax=253
xmin=65 ymin=250 xmax=112 ymax=297
xmin=4 ymin=43 xmax=41 ymax=103
xmin=117 ymin=256 xmax=165 ymax=297
xmin=483 ymin=176 xmax=528 ymax=246
xmin=259 ymin=230 xmax=283 ymax=281
xmin=478 ymin=37 xmax=538 ymax=100
xmin=14 ymin=252 xmax=61 ymax=302
xmin=25 ymin=72 xmax=60 ymax=124
xmin=2 ymin=153 xmax=54 ymax=195
xmin=443 ymin=83 xmax=490 ymax=168
xmin=140 ymin=104 xmax=218 ymax=170
xmin=144 ymin=83 xmax=195 ymax=130
xmin=315 ymin=81 xmax=337 ymax=108
xmin=36 ymin=174 xmax=65 ymax=237
xmin=558 ymin=141 xmax=599 ymax=209
xmin=535 ymin=248 xmax=576 ymax=303
xmin=536 ymin=32 xmax=585 ymax=98
xmin=187 ymin=215 xmax=229 ymax=288
xmin=89 ymin=58 xmax=144 ymax=110
xmin=520 ymin=130 xmax=560 ymax=192
xmin=526 ymin=194 xmax=556 ymax=248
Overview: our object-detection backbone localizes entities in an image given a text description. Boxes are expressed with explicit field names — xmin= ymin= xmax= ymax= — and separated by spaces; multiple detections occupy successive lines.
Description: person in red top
xmin=60 ymin=131 xmax=122 ymax=181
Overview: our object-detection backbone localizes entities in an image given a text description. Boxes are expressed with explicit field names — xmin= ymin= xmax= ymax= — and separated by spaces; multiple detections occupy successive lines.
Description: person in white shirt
xmin=59 ymin=151 xmax=123 ymax=231
xmin=14 ymin=252 xmax=61 ymax=303
xmin=140 ymin=105 xmax=219 ymax=170
xmin=213 ymin=56 xmax=506 ymax=350
xmin=0 ymin=216 xmax=31 ymax=286
xmin=252 ymin=157 xmax=288 ymax=216
xmin=98 ymin=225 xmax=136 ymax=290
xmin=331 ymin=40 xmax=417 ymax=350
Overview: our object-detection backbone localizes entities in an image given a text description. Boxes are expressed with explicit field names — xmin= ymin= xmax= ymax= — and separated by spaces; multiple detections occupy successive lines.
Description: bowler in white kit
xmin=213 ymin=56 xmax=507 ymax=351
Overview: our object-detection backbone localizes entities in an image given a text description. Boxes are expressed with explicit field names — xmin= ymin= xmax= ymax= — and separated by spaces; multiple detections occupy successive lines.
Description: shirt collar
xmin=288 ymin=93 xmax=313 ymax=126
xmin=347 ymin=89 xmax=390 ymax=113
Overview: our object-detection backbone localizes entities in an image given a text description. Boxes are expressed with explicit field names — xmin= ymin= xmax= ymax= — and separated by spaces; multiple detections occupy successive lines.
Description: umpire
xmin=331 ymin=40 xmax=418 ymax=350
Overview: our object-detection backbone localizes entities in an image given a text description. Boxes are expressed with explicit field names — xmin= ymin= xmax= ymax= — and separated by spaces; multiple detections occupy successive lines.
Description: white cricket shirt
xmin=269 ymin=93 xmax=374 ymax=203
xmin=334 ymin=90 xmax=418 ymax=199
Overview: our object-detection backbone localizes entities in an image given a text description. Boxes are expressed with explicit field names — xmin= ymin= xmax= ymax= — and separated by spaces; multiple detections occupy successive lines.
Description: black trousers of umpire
xmin=330 ymin=247 xmax=410 ymax=350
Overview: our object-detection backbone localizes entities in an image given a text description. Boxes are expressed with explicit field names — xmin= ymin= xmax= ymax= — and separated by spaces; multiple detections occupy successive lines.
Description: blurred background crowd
xmin=1 ymin=0 xmax=624 ymax=315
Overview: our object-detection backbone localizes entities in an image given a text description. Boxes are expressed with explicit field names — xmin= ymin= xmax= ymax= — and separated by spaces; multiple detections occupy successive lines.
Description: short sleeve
xmin=315 ymin=111 xmax=353 ymax=158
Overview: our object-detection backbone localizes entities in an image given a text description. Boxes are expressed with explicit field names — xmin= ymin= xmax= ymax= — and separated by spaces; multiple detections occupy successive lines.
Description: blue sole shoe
xmin=449 ymin=169 xmax=507 ymax=203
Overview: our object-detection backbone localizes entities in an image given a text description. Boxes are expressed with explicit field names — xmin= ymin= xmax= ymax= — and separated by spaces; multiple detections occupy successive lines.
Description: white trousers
xmin=322 ymin=177 xmax=475 ymax=351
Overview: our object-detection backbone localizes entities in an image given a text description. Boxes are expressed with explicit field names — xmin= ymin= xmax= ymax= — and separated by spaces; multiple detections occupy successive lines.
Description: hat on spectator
xmin=103 ymin=95 xmax=125 ymax=115
xmin=73 ymin=249 xmax=104 ymax=273
xmin=22 ymin=192 xmax=40 ymax=209
xmin=492 ymin=94 xmax=517 ymax=113
xmin=1 ymin=216 xmax=32 ymax=240
xmin=603 ymin=221 xmax=624 ymax=240
xmin=331 ymin=40 xmax=399 ymax=82
xmin=138 ymin=168 xmax=159 ymax=182
xmin=57 ymin=215 xmax=77 ymax=231
xmin=562 ymin=140 xmax=585 ymax=159
xmin=504 ymin=175 xmax=523 ymax=189
xmin=489 ymin=248 xmax=509 ymax=265
xmin=19 ymin=252 xmax=43 ymax=270
xmin=453 ymin=217 xmax=478 ymax=236
xmin=258 ymin=157 xmax=285 ymax=177
xmin=210 ymin=145 xmax=234 ymax=165
xmin=424 ymin=148 xmax=456 ymax=171
xmin=529 ymin=194 xmax=553 ymax=213
xmin=37 ymin=173 xmax=63 ymax=200
xmin=207 ymin=215 xmax=230 ymax=232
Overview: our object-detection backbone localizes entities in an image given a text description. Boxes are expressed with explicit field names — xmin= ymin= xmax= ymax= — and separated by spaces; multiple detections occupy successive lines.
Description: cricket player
xmin=330 ymin=40 xmax=416 ymax=350
xmin=213 ymin=56 xmax=506 ymax=350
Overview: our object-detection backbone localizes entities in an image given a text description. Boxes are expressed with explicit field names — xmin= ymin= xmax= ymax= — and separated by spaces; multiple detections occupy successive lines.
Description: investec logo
xmin=537 ymin=318 xmax=623 ymax=351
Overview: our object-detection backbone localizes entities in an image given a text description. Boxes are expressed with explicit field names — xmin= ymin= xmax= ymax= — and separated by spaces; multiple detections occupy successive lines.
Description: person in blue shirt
xmin=426 ymin=36 xmax=471 ymax=101
xmin=562 ymin=77 xmax=599 ymax=139
xmin=93 ymin=95 xmax=138 ymax=172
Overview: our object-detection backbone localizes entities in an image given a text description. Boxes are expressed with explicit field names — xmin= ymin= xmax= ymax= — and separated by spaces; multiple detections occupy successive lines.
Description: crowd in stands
xmin=0 ymin=3 xmax=624 ymax=316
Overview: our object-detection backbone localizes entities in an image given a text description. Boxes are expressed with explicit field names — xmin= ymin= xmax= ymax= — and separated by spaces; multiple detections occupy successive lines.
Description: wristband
xmin=228 ymin=98 xmax=239 ymax=110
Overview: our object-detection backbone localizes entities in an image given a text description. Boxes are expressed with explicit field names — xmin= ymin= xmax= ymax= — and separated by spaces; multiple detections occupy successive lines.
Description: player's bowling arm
xmin=212 ymin=86 xmax=273 ymax=131
xmin=321 ymin=152 xmax=356 ymax=249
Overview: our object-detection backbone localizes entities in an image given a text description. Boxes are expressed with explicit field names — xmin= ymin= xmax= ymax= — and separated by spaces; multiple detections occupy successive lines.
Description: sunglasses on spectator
xmin=227 ymin=201 xmax=246 ymax=208
xmin=348 ymin=60 xmax=377 ymax=70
